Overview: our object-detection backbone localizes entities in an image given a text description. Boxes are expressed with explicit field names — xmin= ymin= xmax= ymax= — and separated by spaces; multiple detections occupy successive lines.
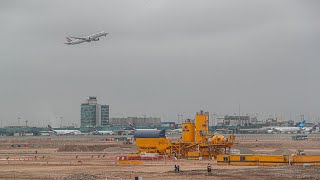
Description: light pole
xmin=60 ymin=117 xmax=63 ymax=128
xmin=18 ymin=117 xmax=21 ymax=126
xmin=17 ymin=112 xmax=21 ymax=126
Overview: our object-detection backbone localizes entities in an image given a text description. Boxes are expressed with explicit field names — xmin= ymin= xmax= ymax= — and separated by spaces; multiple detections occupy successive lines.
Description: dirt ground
xmin=0 ymin=135 xmax=320 ymax=180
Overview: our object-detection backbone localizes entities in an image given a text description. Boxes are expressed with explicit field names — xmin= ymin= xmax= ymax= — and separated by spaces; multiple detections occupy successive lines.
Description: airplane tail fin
xmin=66 ymin=37 xmax=72 ymax=42
xmin=298 ymin=120 xmax=305 ymax=128
xmin=48 ymin=125 xmax=54 ymax=131
xmin=129 ymin=123 xmax=136 ymax=130
xmin=309 ymin=123 xmax=319 ymax=133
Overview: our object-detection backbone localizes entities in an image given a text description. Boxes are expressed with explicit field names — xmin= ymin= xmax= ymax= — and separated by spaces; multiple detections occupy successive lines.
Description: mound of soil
xmin=238 ymin=148 xmax=255 ymax=154
xmin=271 ymin=147 xmax=293 ymax=155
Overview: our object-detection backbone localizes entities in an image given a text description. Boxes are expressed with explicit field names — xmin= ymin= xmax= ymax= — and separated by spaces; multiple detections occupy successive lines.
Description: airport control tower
xmin=80 ymin=96 xmax=109 ymax=127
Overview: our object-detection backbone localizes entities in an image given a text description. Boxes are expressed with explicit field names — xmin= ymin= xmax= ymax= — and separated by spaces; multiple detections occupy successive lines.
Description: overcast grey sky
xmin=0 ymin=0 xmax=320 ymax=127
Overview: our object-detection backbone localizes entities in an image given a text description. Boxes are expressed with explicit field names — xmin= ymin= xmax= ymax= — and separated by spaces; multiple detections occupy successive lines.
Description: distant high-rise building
xmin=81 ymin=96 xmax=109 ymax=127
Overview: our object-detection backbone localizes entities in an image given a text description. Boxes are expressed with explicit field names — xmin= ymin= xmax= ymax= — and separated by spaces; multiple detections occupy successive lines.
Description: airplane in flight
xmin=64 ymin=31 xmax=108 ymax=45
xmin=48 ymin=125 xmax=82 ymax=135
xmin=92 ymin=127 xmax=114 ymax=135
xmin=129 ymin=123 xmax=157 ymax=131
xmin=64 ymin=37 xmax=86 ymax=45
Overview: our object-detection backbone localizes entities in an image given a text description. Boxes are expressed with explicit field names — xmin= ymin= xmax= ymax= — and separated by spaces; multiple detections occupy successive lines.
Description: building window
xmin=240 ymin=156 xmax=245 ymax=161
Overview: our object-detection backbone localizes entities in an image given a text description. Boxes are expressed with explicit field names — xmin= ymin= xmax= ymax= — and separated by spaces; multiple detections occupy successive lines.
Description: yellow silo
xmin=195 ymin=110 xmax=209 ymax=142
xmin=182 ymin=122 xmax=195 ymax=142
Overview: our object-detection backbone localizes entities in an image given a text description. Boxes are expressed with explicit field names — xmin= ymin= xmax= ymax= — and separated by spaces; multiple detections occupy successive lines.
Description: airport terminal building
xmin=110 ymin=117 xmax=161 ymax=128
xmin=80 ymin=97 xmax=109 ymax=127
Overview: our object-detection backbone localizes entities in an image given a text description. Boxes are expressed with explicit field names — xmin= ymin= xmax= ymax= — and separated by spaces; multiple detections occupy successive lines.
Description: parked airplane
xmin=129 ymin=123 xmax=157 ymax=131
xmin=267 ymin=120 xmax=305 ymax=133
xmin=301 ymin=123 xmax=319 ymax=134
xmin=92 ymin=127 xmax=113 ymax=135
xmin=48 ymin=125 xmax=82 ymax=135
xmin=64 ymin=31 xmax=108 ymax=45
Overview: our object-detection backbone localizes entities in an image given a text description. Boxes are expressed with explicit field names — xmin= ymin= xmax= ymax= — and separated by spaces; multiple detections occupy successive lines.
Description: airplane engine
xmin=93 ymin=38 xmax=99 ymax=41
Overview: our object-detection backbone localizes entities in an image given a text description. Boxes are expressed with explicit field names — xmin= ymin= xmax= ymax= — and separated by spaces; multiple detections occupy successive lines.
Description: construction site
xmin=1 ymin=111 xmax=320 ymax=179
xmin=133 ymin=110 xmax=235 ymax=160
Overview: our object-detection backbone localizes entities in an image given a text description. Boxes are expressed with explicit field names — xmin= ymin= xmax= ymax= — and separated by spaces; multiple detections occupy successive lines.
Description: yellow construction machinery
xmin=134 ymin=110 xmax=235 ymax=159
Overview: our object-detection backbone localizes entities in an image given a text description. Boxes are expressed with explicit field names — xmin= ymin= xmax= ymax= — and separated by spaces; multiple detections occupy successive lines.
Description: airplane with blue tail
xmin=268 ymin=120 xmax=306 ymax=133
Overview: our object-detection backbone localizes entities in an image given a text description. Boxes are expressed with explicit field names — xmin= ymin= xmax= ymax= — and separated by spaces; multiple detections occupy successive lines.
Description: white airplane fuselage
xmin=273 ymin=127 xmax=301 ymax=133
xmin=84 ymin=31 xmax=108 ymax=41
xmin=65 ymin=31 xmax=108 ymax=45
xmin=50 ymin=129 xmax=82 ymax=135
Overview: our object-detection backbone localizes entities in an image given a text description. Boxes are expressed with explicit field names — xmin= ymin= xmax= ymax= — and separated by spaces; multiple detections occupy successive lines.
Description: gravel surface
xmin=63 ymin=173 xmax=98 ymax=180
xmin=172 ymin=166 xmax=320 ymax=180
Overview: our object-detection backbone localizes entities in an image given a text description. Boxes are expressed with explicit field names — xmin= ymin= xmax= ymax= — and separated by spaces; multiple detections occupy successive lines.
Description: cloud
xmin=0 ymin=0 xmax=319 ymax=126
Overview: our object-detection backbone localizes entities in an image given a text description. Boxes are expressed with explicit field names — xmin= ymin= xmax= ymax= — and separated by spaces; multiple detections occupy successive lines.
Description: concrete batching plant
xmin=134 ymin=110 xmax=235 ymax=159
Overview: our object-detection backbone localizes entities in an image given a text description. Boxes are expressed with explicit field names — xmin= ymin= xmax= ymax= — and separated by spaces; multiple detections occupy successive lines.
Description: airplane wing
xmin=69 ymin=36 xmax=87 ymax=40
